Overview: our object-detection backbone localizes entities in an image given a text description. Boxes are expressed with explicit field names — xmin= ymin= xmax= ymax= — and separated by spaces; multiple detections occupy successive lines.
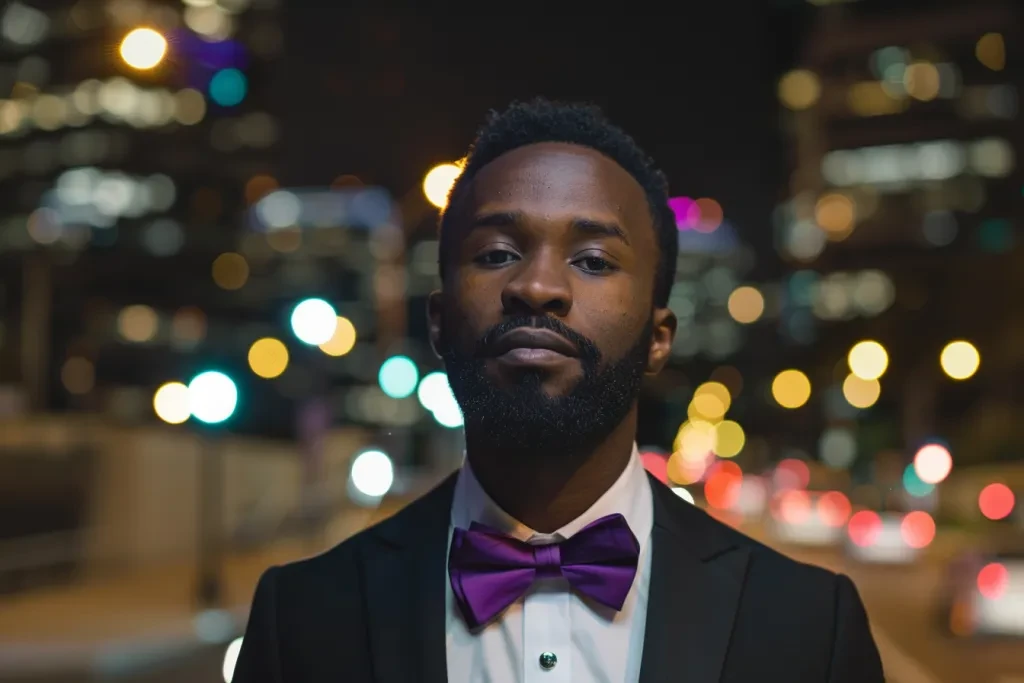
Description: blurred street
xmin=0 ymin=515 xmax=1021 ymax=683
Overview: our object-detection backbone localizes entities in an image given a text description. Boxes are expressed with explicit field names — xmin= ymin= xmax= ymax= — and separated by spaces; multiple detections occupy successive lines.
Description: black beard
xmin=441 ymin=315 xmax=653 ymax=460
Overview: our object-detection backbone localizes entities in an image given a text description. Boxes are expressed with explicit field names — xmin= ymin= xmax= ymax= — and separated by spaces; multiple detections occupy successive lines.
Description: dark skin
xmin=428 ymin=142 xmax=677 ymax=533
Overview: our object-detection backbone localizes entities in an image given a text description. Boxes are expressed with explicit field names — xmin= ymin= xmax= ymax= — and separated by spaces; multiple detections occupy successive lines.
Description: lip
xmin=489 ymin=328 xmax=579 ymax=359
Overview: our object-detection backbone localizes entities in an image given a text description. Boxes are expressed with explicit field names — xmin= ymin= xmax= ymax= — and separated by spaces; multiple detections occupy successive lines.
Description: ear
xmin=426 ymin=289 xmax=444 ymax=358
xmin=646 ymin=307 xmax=677 ymax=375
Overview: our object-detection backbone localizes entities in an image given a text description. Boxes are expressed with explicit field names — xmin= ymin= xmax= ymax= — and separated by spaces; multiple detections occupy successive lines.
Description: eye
xmin=474 ymin=249 xmax=520 ymax=267
xmin=574 ymin=255 xmax=616 ymax=274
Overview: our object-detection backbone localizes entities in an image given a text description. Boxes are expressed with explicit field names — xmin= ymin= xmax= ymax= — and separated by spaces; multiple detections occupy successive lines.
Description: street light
xmin=119 ymin=28 xmax=167 ymax=70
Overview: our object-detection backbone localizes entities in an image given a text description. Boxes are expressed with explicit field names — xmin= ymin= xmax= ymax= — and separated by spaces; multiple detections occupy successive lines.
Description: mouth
xmin=488 ymin=328 xmax=578 ymax=367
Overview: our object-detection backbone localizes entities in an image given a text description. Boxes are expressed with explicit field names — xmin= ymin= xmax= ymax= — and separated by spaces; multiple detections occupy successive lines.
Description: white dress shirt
xmin=446 ymin=444 xmax=654 ymax=683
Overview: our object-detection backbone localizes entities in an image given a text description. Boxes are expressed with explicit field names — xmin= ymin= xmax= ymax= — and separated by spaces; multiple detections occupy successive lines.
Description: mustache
xmin=474 ymin=316 xmax=600 ymax=362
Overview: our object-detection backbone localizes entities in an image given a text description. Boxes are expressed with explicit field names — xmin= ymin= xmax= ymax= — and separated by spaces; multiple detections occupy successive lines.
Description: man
xmin=233 ymin=99 xmax=884 ymax=682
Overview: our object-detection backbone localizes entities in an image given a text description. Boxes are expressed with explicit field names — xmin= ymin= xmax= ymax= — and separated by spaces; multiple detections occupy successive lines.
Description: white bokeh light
xmin=187 ymin=371 xmax=238 ymax=424
xmin=350 ymin=449 xmax=394 ymax=498
xmin=290 ymin=298 xmax=337 ymax=345
xmin=222 ymin=636 xmax=243 ymax=683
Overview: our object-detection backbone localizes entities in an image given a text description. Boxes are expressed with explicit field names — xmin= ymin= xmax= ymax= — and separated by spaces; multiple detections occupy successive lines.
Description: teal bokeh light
xmin=903 ymin=463 xmax=935 ymax=498
xmin=378 ymin=355 xmax=418 ymax=399
xmin=209 ymin=68 xmax=247 ymax=107
xmin=187 ymin=371 xmax=238 ymax=424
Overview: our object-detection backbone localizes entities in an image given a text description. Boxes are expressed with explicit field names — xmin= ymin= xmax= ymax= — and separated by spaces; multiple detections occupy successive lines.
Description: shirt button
xmin=539 ymin=651 xmax=557 ymax=670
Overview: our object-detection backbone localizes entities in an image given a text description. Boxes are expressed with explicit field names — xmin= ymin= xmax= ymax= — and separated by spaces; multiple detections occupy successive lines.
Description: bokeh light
xmin=153 ymin=381 xmax=190 ymax=424
xmin=212 ymin=252 xmax=249 ymax=290
xmin=713 ymin=420 xmax=745 ymax=458
xmin=848 ymin=340 xmax=888 ymax=380
xmin=771 ymin=369 xmax=811 ymax=409
xmin=119 ymin=28 xmax=167 ymax=70
xmin=902 ymin=464 xmax=935 ymax=498
xmin=319 ymin=316 xmax=357 ymax=357
xmin=977 ymin=562 xmax=1009 ymax=600
xmin=423 ymin=163 xmax=461 ymax=209
xmin=727 ymin=286 xmax=765 ymax=324
xmin=818 ymin=491 xmax=852 ymax=527
xmin=209 ymin=68 xmax=248 ymax=107
xmin=187 ymin=371 xmax=238 ymax=425
xmin=222 ymin=636 xmax=242 ymax=683
xmin=914 ymin=443 xmax=953 ymax=485
xmin=704 ymin=461 xmax=742 ymax=510
xmin=940 ymin=340 xmax=980 ymax=380
xmin=118 ymin=305 xmax=159 ymax=343
xmin=350 ymin=449 xmax=394 ymax=498
xmin=247 ymin=338 xmax=289 ymax=379
xmin=694 ymin=198 xmax=723 ymax=233
xmin=774 ymin=458 xmax=811 ymax=490
xmin=378 ymin=355 xmax=419 ymax=399
xmin=842 ymin=374 xmax=881 ymax=409
xmin=689 ymin=381 xmax=731 ymax=421
xmin=978 ymin=483 xmax=1015 ymax=521
xmin=976 ymin=33 xmax=1006 ymax=71
xmin=778 ymin=69 xmax=821 ymax=110
xmin=815 ymin=193 xmax=856 ymax=239
xmin=777 ymin=489 xmax=812 ymax=524
xmin=847 ymin=510 xmax=882 ymax=547
xmin=900 ymin=511 xmax=935 ymax=549
xmin=290 ymin=298 xmax=338 ymax=345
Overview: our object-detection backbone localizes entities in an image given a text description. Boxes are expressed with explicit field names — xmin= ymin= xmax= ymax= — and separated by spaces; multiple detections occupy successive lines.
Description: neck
xmin=464 ymin=409 xmax=638 ymax=533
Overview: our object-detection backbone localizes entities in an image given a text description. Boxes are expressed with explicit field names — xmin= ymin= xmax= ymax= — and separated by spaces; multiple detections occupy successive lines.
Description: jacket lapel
xmin=639 ymin=475 xmax=750 ymax=683
xmin=362 ymin=472 xmax=457 ymax=683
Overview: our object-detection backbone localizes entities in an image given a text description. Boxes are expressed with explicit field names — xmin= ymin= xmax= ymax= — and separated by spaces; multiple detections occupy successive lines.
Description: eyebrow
xmin=470 ymin=210 xmax=630 ymax=246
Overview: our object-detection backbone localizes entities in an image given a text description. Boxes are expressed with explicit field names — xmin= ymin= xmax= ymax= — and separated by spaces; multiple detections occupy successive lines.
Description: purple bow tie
xmin=448 ymin=513 xmax=640 ymax=629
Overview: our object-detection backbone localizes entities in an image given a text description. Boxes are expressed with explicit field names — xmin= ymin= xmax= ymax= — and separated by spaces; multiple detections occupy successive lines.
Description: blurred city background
xmin=0 ymin=0 xmax=1021 ymax=681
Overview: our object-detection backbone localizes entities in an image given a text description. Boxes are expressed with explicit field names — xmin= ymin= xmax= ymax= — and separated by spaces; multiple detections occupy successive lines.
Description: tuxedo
xmin=233 ymin=471 xmax=884 ymax=682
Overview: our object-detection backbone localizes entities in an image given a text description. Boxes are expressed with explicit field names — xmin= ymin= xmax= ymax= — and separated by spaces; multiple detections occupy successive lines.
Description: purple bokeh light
xmin=669 ymin=196 xmax=701 ymax=230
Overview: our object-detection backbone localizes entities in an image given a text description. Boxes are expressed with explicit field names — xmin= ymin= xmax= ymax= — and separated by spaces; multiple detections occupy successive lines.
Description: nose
xmin=500 ymin=250 xmax=572 ymax=316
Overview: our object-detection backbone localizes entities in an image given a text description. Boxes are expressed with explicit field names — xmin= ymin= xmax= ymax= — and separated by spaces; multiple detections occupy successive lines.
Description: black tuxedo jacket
xmin=233 ymin=473 xmax=885 ymax=682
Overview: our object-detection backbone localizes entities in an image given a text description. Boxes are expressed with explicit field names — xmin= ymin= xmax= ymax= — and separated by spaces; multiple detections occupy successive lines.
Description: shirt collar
xmin=450 ymin=443 xmax=653 ymax=546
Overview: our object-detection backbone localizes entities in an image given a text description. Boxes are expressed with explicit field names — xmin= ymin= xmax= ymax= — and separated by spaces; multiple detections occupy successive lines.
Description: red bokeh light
xmin=977 ymin=562 xmax=1009 ymax=600
xmin=847 ymin=510 xmax=882 ymax=547
xmin=774 ymin=458 xmax=811 ymax=491
xmin=668 ymin=197 xmax=701 ymax=230
xmin=978 ymin=483 xmax=1015 ymax=521
xmin=900 ymin=511 xmax=936 ymax=549
xmin=776 ymin=489 xmax=811 ymax=524
xmin=818 ymin=491 xmax=852 ymax=527
xmin=694 ymin=198 xmax=724 ymax=233
xmin=704 ymin=461 xmax=743 ymax=510
xmin=913 ymin=444 xmax=952 ymax=485
xmin=640 ymin=451 xmax=669 ymax=485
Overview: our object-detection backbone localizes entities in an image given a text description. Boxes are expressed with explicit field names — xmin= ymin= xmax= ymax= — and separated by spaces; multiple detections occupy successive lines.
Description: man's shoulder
xmin=273 ymin=472 xmax=458 ymax=585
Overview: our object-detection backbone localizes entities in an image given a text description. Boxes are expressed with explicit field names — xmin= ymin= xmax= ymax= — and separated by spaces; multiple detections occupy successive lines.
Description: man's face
xmin=428 ymin=142 xmax=676 ymax=456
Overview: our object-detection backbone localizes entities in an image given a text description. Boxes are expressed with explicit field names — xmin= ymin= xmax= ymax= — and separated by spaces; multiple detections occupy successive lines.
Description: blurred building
xmin=0 ymin=0 xmax=283 ymax=416
xmin=775 ymin=1 xmax=1022 ymax=471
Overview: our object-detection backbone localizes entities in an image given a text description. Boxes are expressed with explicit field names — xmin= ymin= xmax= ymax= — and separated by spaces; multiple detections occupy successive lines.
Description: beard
xmin=441 ymin=314 xmax=653 ymax=460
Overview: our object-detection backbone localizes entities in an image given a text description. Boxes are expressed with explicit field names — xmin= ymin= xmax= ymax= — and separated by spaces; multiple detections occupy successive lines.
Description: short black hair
xmin=438 ymin=98 xmax=678 ymax=308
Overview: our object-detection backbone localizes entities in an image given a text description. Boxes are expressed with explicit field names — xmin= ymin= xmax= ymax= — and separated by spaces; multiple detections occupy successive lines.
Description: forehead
xmin=466 ymin=142 xmax=652 ymax=236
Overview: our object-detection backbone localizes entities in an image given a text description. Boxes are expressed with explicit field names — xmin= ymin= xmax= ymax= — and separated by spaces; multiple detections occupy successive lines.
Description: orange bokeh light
xmin=694 ymin=198 xmax=724 ymax=233
xmin=978 ymin=483 xmax=1015 ymax=521
xmin=900 ymin=511 xmax=936 ymax=549
xmin=818 ymin=491 xmax=852 ymax=527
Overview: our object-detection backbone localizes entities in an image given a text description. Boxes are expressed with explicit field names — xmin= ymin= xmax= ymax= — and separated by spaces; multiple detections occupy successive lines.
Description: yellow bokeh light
xmin=842 ymin=374 xmax=881 ymax=409
xmin=727 ymin=286 xmax=765 ymax=324
xmin=772 ymin=369 xmax=811 ymax=409
xmin=212 ymin=252 xmax=249 ymax=290
xmin=904 ymin=61 xmax=940 ymax=102
xmin=714 ymin=420 xmax=745 ymax=458
xmin=118 ymin=304 xmax=158 ymax=343
xmin=976 ymin=33 xmax=1005 ymax=71
xmin=675 ymin=420 xmax=718 ymax=461
xmin=248 ymin=337 xmax=289 ymax=379
xmin=423 ymin=162 xmax=462 ymax=209
xmin=814 ymin=193 xmax=856 ymax=239
xmin=847 ymin=340 xmax=889 ymax=381
xmin=689 ymin=381 xmax=731 ymax=421
xmin=119 ymin=28 xmax=168 ymax=70
xmin=153 ymin=381 xmax=190 ymax=424
xmin=667 ymin=449 xmax=706 ymax=485
xmin=940 ymin=340 xmax=980 ymax=380
xmin=778 ymin=69 xmax=821 ymax=110
xmin=319 ymin=316 xmax=357 ymax=357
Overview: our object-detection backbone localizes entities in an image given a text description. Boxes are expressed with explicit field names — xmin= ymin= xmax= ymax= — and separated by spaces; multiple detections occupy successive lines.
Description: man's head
xmin=427 ymin=98 xmax=678 ymax=458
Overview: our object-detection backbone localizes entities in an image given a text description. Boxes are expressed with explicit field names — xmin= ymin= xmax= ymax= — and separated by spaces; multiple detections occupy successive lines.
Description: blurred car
xmin=842 ymin=509 xmax=936 ymax=564
xmin=940 ymin=551 xmax=1024 ymax=638
xmin=767 ymin=489 xmax=852 ymax=547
